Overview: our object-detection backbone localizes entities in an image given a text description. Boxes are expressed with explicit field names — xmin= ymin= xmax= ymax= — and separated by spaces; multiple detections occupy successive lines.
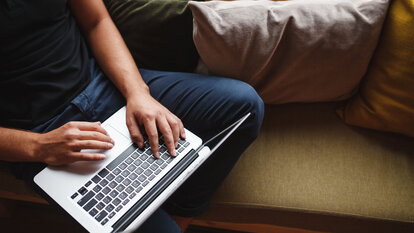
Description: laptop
xmin=34 ymin=106 xmax=250 ymax=233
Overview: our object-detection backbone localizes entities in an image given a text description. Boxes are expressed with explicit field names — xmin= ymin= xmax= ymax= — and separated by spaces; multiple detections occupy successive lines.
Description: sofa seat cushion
xmin=196 ymin=102 xmax=414 ymax=232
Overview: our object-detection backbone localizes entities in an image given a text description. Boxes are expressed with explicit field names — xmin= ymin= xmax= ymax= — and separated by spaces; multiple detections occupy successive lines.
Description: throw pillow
xmin=104 ymin=0 xmax=198 ymax=72
xmin=189 ymin=0 xmax=389 ymax=104
xmin=337 ymin=0 xmax=414 ymax=137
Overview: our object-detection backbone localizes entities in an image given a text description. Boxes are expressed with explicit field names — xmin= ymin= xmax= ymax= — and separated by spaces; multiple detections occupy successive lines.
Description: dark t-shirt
xmin=0 ymin=0 xmax=91 ymax=129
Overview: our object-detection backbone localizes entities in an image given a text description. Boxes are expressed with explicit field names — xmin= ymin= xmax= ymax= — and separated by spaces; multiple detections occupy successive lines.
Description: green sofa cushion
xmin=103 ymin=0 xmax=199 ymax=72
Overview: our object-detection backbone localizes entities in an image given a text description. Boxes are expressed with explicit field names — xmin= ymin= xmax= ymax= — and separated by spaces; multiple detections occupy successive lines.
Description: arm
xmin=68 ymin=0 xmax=185 ymax=158
xmin=0 ymin=122 xmax=113 ymax=165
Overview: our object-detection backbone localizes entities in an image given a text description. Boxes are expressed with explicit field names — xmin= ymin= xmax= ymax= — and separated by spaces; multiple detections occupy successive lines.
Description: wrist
xmin=27 ymin=132 xmax=44 ymax=163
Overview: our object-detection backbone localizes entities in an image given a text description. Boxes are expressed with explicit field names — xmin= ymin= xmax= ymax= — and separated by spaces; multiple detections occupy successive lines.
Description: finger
xmin=70 ymin=121 xmax=109 ymax=136
xmin=144 ymin=119 xmax=160 ymax=158
xmin=167 ymin=115 xmax=181 ymax=149
xmin=71 ymin=140 xmax=114 ymax=151
xmin=126 ymin=115 xmax=144 ymax=148
xmin=178 ymin=118 xmax=186 ymax=140
xmin=77 ymin=131 xmax=114 ymax=144
xmin=158 ymin=116 xmax=176 ymax=157
xmin=69 ymin=152 xmax=106 ymax=161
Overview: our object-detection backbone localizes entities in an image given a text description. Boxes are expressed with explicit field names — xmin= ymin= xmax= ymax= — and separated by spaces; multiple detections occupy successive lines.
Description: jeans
xmin=19 ymin=60 xmax=264 ymax=233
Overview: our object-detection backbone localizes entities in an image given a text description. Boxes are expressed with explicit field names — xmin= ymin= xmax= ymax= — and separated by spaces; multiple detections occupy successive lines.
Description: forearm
xmin=0 ymin=127 xmax=38 ymax=162
xmin=70 ymin=0 xmax=149 ymax=100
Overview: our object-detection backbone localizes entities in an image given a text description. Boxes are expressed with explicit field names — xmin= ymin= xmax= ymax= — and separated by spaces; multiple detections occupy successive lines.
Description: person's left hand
xmin=125 ymin=92 xmax=185 ymax=159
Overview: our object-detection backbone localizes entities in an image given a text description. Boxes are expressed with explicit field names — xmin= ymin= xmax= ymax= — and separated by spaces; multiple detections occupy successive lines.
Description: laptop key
xmin=129 ymin=173 xmax=138 ymax=180
xmin=105 ymin=204 xmax=114 ymax=212
xmin=108 ymin=212 xmax=116 ymax=219
xmin=142 ymin=181 xmax=149 ymax=187
xmin=116 ymin=184 xmax=125 ymax=192
xmin=83 ymin=199 xmax=97 ymax=211
xmin=141 ymin=162 xmax=149 ymax=169
xmin=131 ymin=152 xmax=139 ymax=159
xmin=127 ymin=164 xmax=136 ymax=172
xmin=109 ymin=181 xmax=117 ymax=189
xmin=93 ymin=185 xmax=102 ymax=193
xmin=121 ymin=170 xmax=130 ymax=177
xmin=131 ymin=180 xmax=140 ymax=188
xmin=106 ymin=173 xmax=115 ymax=181
xmin=98 ymin=168 xmax=109 ymax=178
xmin=101 ymin=218 xmax=109 ymax=226
xmin=125 ymin=186 xmax=134 ymax=194
xmin=71 ymin=193 xmax=78 ymax=199
xmin=122 ymin=199 xmax=130 ymax=205
xmin=92 ymin=175 xmax=101 ymax=184
xmin=96 ymin=192 xmax=104 ymax=201
xmin=150 ymin=164 xmax=158 ymax=171
xmin=148 ymin=175 xmax=155 ymax=181
xmin=144 ymin=170 xmax=152 ymax=177
xmin=135 ymin=167 xmax=144 ymax=175
xmin=129 ymin=192 xmax=136 ymax=199
xmin=109 ymin=190 xmax=119 ymax=198
xmin=138 ymin=175 xmax=146 ymax=182
xmin=136 ymin=187 xmax=143 ymax=193
xmin=155 ymin=169 xmax=161 ymax=175
xmin=112 ymin=198 xmax=121 ymax=206
xmin=113 ymin=168 xmax=121 ymax=175
xmin=96 ymin=202 xmax=105 ymax=210
xmin=77 ymin=191 xmax=94 ymax=206
xmin=119 ymin=192 xmax=128 ymax=200
xmin=99 ymin=179 xmax=109 ymax=187
xmin=106 ymin=144 xmax=136 ymax=170
xmin=103 ymin=196 xmax=112 ymax=204
xmin=115 ymin=176 xmax=124 ymax=183
xmin=102 ymin=187 xmax=111 ymax=195
xmin=125 ymin=157 xmax=133 ymax=164
xmin=85 ymin=181 xmax=92 ymax=187
xmin=89 ymin=208 xmax=98 ymax=217
xmin=115 ymin=206 xmax=123 ymax=212
xmin=78 ymin=187 xmax=87 ymax=195
xmin=119 ymin=163 xmax=127 ymax=170
xmin=133 ymin=159 xmax=142 ymax=167
xmin=95 ymin=210 xmax=108 ymax=222
xmin=122 ymin=178 xmax=131 ymax=186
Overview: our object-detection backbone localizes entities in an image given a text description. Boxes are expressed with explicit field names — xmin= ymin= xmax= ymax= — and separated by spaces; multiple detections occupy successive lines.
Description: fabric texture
xmin=189 ymin=0 xmax=389 ymax=104
xmin=103 ymin=0 xmax=199 ymax=72
xmin=0 ymin=0 xmax=91 ymax=130
xmin=338 ymin=0 xmax=414 ymax=137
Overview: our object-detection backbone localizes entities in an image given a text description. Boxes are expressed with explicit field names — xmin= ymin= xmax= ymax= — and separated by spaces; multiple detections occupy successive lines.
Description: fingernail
xmin=139 ymin=142 xmax=144 ymax=148
xmin=171 ymin=150 xmax=176 ymax=157
xmin=108 ymin=143 xmax=114 ymax=148
xmin=182 ymin=131 xmax=186 ymax=139
xmin=111 ymin=139 xmax=115 ymax=144
xmin=155 ymin=152 xmax=160 ymax=158
xmin=175 ymin=142 xmax=178 ymax=148
xmin=98 ymin=154 xmax=106 ymax=159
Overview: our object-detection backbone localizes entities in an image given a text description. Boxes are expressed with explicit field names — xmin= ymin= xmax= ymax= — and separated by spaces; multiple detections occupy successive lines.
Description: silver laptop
xmin=34 ymin=106 xmax=250 ymax=233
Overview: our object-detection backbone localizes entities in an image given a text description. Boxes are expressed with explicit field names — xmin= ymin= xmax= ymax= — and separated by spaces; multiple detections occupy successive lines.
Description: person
xmin=0 ymin=0 xmax=264 ymax=232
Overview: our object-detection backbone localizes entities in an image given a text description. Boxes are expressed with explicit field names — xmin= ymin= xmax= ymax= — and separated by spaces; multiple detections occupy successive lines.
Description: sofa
xmin=1 ymin=0 xmax=413 ymax=233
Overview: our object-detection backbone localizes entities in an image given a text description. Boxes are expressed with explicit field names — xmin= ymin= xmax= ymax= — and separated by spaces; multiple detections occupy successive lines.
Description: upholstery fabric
xmin=338 ymin=0 xmax=414 ymax=137
xmin=103 ymin=0 xmax=199 ymax=72
xmin=189 ymin=0 xmax=389 ymax=104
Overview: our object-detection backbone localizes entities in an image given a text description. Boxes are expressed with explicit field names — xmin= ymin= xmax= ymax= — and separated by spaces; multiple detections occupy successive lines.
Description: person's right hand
xmin=34 ymin=121 xmax=114 ymax=166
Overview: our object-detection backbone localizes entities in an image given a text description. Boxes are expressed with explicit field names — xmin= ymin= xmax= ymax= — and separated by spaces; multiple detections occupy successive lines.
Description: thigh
xmin=139 ymin=69 xmax=262 ymax=139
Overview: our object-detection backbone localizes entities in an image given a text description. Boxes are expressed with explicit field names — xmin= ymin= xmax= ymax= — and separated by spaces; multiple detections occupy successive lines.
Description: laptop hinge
xmin=111 ymin=149 xmax=199 ymax=232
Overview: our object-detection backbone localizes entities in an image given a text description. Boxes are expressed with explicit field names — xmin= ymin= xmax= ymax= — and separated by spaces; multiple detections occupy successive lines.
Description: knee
xmin=223 ymin=80 xmax=265 ymax=139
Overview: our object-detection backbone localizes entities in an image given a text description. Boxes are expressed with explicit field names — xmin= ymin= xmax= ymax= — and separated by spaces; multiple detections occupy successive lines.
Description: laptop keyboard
xmin=71 ymin=137 xmax=190 ymax=226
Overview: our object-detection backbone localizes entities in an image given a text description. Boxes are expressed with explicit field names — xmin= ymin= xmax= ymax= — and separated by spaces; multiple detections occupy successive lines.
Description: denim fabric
xmin=19 ymin=59 xmax=264 ymax=232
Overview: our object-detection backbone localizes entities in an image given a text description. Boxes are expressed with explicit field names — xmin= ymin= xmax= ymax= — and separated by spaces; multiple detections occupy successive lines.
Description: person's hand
xmin=125 ymin=93 xmax=185 ymax=159
xmin=34 ymin=121 xmax=114 ymax=165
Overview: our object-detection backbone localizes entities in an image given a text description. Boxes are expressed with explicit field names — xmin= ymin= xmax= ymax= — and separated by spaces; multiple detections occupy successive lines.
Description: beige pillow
xmin=189 ymin=0 xmax=389 ymax=104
